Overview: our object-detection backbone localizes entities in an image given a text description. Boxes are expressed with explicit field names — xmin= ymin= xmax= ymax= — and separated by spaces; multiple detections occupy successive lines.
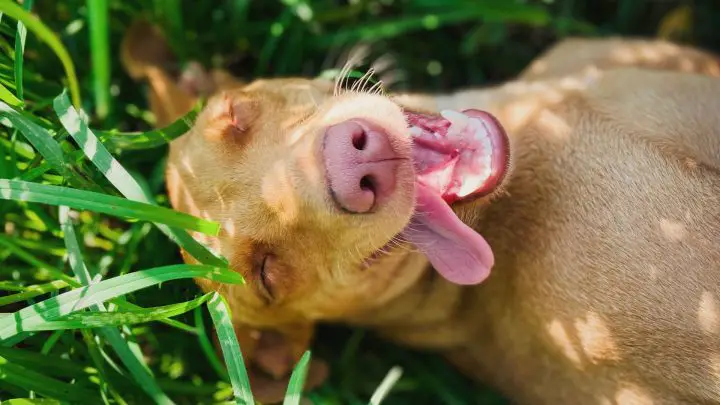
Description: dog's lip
xmin=360 ymin=235 xmax=402 ymax=269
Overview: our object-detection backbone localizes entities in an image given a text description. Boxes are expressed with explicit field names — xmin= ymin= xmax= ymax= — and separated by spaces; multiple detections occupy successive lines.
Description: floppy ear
xmin=120 ymin=19 xmax=197 ymax=128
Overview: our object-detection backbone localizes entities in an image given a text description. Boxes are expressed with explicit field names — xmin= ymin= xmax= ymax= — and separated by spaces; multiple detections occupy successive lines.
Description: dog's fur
xmin=122 ymin=21 xmax=720 ymax=404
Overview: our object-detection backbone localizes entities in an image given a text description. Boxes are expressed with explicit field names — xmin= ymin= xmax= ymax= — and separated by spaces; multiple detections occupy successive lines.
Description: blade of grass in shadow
xmin=207 ymin=292 xmax=254 ymax=405
xmin=0 ymin=179 xmax=220 ymax=235
xmin=0 ymin=354 xmax=100 ymax=402
xmin=53 ymin=90 xmax=227 ymax=267
xmin=58 ymin=204 xmax=175 ymax=404
xmin=87 ymin=0 xmax=110 ymax=120
xmin=21 ymin=292 xmax=213 ymax=331
xmin=283 ymin=351 xmax=311 ymax=405
xmin=0 ymin=234 xmax=78 ymax=286
xmin=0 ymin=280 xmax=70 ymax=307
xmin=0 ymin=0 xmax=80 ymax=108
xmin=368 ymin=366 xmax=403 ymax=405
xmin=319 ymin=6 xmax=549 ymax=46
xmin=13 ymin=0 xmax=32 ymax=103
xmin=194 ymin=305 xmax=230 ymax=381
xmin=4 ymin=399 xmax=63 ymax=404
xmin=0 ymin=264 xmax=243 ymax=340
xmin=97 ymin=102 xmax=201 ymax=151
xmin=79 ymin=327 xmax=126 ymax=404
xmin=40 ymin=330 xmax=64 ymax=354
xmin=0 ymin=101 xmax=66 ymax=176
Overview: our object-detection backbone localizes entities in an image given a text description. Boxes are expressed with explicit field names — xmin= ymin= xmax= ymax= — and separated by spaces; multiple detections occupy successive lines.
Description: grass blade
xmin=4 ymin=399 xmax=63 ymax=404
xmin=58 ymin=204 xmax=174 ymax=405
xmin=13 ymin=0 xmax=32 ymax=103
xmin=0 ymin=234 xmax=78 ymax=286
xmin=0 ymin=280 xmax=70 ymax=307
xmin=0 ymin=101 xmax=66 ymax=175
xmin=0 ymin=0 xmax=81 ymax=108
xmin=0 ymin=264 xmax=244 ymax=340
xmin=0 ymin=81 xmax=22 ymax=107
xmin=283 ymin=351 xmax=312 ymax=405
xmin=320 ymin=6 xmax=548 ymax=46
xmin=53 ymin=90 xmax=227 ymax=267
xmin=368 ymin=366 xmax=403 ymax=405
xmin=207 ymin=292 xmax=254 ymax=405
xmin=22 ymin=293 xmax=213 ymax=331
xmin=194 ymin=305 xmax=230 ymax=381
xmin=86 ymin=0 xmax=110 ymax=119
xmin=98 ymin=102 xmax=201 ymax=151
xmin=0 ymin=179 xmax=220 ymax=236
xmin=0 ymin=354 xmax=100 ymax=402
xmin=53 ymin=90 xmax=154 ymax=202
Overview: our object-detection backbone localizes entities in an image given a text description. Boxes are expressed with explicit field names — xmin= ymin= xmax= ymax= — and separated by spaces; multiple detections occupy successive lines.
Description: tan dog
xmin=122 ymin=21 xmax=720 ymax=404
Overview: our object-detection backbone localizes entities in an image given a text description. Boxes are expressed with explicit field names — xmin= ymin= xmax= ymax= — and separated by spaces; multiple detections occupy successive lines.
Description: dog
xmin=122 ymin=20 xmax=720 ymax=404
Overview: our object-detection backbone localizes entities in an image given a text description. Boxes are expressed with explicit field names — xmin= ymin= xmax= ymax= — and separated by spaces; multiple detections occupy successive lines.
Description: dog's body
xmin=122 ymin=23 xmax=720 ymax=404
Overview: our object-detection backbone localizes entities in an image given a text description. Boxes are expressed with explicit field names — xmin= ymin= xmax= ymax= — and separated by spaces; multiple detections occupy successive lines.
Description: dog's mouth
xmin=364 ymin=108 xmax=509 ymax=285
xmin=407 ymin=109 xmax=509 ymax=203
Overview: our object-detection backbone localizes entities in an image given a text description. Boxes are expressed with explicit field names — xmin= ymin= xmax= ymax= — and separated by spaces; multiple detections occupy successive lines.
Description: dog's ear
xmin=120 ymin=19 xmax=197 ymax=128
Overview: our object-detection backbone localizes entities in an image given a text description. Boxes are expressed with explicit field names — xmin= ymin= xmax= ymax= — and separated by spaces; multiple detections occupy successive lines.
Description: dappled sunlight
xmin=698 ymin=291 xmax=719 ymax=335
xmin=645 ymin=264 xmax=659 ymax=281
xmin=294 ymin=140 xmax=324 ymax=188
xmin=223 ymin=218 xmax=237 ymax=238
xmin=547 ymin=318 xmax=584 ymax=368
xmin=615 ymin=383 xmax=654 ymax=405
xmin=180 ymin=154 xmax=197 ymax=178
xmin=679 ymin=58 xmax=696 ymax=72
xmin=287 ymin=126 xmax=306 ymax=146
xmin=261 ymin=161 xmax=300 ymax=224
xmin=658 ymin=218 xmax=687 ymax=242
xmin=505 ymin=100 xmax=542 ymax=131
xmin=527 ymin=60 xmax=547 ymax=76
xmin=597 ymin=395 xmax=614 ymax=405
xmin=536 ymin=110 xmax=572 ymax=141
xmin=179 ymin=183 xmax=201 ymax=219
xmin=574 ymin=311 xmax=620 ymax=364
xmin=709 ymin=354 xmax=720 ymax=386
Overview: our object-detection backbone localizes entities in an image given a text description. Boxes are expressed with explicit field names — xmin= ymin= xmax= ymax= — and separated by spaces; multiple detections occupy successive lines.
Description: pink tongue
xmin=401 ymin=182 xmax=494 ymax=285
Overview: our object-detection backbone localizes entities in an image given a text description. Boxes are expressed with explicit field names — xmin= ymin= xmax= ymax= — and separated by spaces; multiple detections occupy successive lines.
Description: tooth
xmin=458 ymin=178 xmax=477 ymax=197
xmin=441 ymin=110 xmax=470 ymax=128
xmin=442 ymin=109 xmax=469 ymax=139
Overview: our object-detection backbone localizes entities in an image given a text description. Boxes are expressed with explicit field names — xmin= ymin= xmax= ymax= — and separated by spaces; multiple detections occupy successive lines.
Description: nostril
xmin=360 ymin=175 xmax=376 ymax=194
xmin=352 ymin=129 xmax=367 ymax=150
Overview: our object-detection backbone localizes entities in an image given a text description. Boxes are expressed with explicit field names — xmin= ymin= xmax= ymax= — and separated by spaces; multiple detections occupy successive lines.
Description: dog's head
xmin=168 ymin=76 xmax=511 ymax=327
xmin=121 ymin=20 xmax=510 ymax=399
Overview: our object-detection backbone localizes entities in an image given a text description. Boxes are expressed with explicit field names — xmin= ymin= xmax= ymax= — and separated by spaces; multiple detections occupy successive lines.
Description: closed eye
xmin=259 ymin=255 xmax=273 ymax=298
xmin=254 ymin=252 xmax=275 ymax=303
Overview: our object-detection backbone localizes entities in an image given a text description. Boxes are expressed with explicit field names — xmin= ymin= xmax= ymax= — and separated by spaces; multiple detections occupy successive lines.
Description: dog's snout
xmin=323 ymin=120 xmax=401 ymax=213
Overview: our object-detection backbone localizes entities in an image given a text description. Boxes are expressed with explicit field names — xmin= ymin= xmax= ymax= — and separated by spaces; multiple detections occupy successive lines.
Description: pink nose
xmin=323 ymin=120 xmax=401 ymax=213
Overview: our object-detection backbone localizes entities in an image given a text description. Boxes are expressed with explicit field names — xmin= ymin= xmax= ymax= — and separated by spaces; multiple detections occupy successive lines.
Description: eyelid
xmin=255 ymin=252 xmax=275 ymax=302
xmin=260 ymin=255 xmax=272 ymax=296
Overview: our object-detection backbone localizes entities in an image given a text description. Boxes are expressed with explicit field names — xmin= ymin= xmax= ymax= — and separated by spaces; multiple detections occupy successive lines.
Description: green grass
xmin=0 ymin=0 xmax=718 ymax=404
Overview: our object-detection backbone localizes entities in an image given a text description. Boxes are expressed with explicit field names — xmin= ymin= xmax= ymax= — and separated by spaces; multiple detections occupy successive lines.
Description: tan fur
xmin=122 ymin=23 xmax=720 ymax=404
